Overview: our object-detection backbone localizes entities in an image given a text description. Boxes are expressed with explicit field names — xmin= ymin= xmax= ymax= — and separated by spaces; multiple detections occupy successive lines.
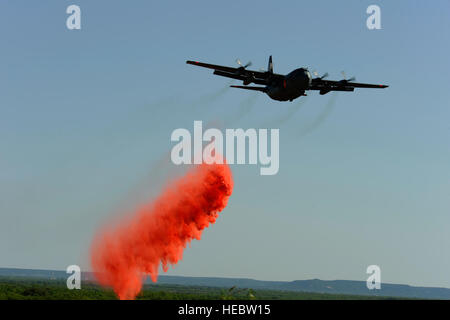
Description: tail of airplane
xmin=268 ymin=55 xmax=273 ymax=74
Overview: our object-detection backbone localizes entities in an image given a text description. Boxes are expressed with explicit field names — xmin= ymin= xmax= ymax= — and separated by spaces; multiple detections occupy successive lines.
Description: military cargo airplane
xmin=186 ymin=56 xmax=388 ymax=102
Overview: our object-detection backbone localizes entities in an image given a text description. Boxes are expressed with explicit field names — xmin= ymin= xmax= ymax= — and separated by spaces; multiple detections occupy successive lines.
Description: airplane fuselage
xmin=266 ymin=68 xmax=312 ymax=101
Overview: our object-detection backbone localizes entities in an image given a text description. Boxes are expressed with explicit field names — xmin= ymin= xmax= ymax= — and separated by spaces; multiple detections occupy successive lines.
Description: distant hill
xmin=1 ymin=267 xmax=449 ymax=299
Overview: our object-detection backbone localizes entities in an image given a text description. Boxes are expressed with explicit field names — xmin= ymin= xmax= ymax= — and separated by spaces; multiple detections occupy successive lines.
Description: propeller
xmin=313 ymin=70 xmax=329 ymax=80
xmin=341 ymin=71 xmax=355 ymax=82
xmin=236 ymin=58 xmax=252 ymax=69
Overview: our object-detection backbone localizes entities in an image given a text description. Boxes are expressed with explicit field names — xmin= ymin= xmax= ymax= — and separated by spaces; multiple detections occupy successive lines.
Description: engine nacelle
xmin=243 ymin=75 xmax=254 ymax=85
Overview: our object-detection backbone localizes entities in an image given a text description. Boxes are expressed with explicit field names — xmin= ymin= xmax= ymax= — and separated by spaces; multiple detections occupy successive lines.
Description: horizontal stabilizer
xmin=230 ymin=85 xmax=267 ymax=92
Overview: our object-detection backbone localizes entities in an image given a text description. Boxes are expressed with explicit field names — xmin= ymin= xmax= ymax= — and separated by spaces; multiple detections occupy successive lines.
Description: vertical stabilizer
xmin=268 ymin=55 xmax=273 ymax=74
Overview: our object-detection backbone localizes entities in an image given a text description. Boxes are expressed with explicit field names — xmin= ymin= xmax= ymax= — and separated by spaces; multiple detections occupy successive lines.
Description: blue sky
xmin=0 ymin=1 xmax=449 ymax=288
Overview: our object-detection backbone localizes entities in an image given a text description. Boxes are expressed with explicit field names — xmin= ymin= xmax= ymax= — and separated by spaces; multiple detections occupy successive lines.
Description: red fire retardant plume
xmin=90 ymin=162 xmax=233 ymax=300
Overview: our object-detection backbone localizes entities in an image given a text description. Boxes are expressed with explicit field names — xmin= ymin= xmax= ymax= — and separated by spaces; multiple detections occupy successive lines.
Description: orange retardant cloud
xmin=90 ymin=162 xmax=233 ymax=299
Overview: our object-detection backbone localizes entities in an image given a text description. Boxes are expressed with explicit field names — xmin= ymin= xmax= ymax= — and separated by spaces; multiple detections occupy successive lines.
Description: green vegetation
xmin=0 ymin=276 xmax=400 ymax=300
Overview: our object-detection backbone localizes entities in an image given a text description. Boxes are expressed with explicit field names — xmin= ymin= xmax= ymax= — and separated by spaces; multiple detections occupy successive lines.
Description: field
xmin=0 ymin=276 xmax=400 ymax=300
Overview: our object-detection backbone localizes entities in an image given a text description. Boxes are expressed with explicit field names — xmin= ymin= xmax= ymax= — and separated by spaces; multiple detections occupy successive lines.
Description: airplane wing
xmin=186 ymin=60 xmax=283 ymax=85
xmin=230 ymin=85 xmax=267 ymax=92
xmin=309 ymin=78 xmax=388 ymax=94
xmin=187 ymin=60 xmax=240 ymax=74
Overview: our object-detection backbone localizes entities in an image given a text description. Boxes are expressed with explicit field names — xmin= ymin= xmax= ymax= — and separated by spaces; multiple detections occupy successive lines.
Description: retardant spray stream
xmin=90 ymin=161 xmax=233 ymax=300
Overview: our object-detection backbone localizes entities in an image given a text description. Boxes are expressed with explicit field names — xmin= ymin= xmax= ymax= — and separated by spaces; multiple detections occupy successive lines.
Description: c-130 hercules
xmin=187 ymin=56 xmax=388 ymax=102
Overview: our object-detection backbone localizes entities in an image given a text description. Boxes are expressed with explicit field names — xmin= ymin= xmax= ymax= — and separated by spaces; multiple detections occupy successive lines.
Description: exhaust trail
xmin=191 ymin=80 xmax=234 ymax=111
xmin=111 ymin=151 xmax=174 ymax=217
xmin=298 ymin=93 xmax=338 ymax=137
xmin=223 ymin=93 xmax=259 ymax=126
xmin=90 ymin=161 xmax=233 ymax=300
xmin=261 ymin=97 xmax=308 ymax=128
